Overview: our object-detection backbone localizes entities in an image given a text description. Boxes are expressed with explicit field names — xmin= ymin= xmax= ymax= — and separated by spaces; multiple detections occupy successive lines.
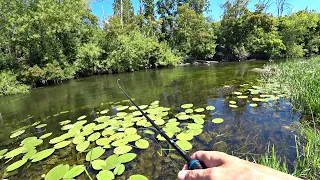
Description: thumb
xmin=178 ymin=168 xmax=214 ymax=180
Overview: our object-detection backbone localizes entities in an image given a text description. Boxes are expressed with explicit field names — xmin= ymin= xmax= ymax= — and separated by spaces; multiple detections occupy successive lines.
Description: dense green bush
xmin=0 ymin=71 xmax=29 ymax=96
xmin=107 ymin=31 xmax=181 ymax=72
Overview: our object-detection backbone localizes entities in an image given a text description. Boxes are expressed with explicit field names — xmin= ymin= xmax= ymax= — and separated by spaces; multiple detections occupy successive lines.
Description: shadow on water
xmin=0 ymin=61 xmax=301 ymax=179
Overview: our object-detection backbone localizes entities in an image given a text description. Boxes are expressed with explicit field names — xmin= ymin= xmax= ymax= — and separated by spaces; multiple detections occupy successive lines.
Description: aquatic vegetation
xmin=212 ymin=118 xmax=224 ymax=124
xmin=45 ymin=164 xmax=70 ymax=180
xmin=31 ymin=148 xmax=55 ymax=162
xmin=6 ymin=159 xmax=28 ymax=172
xmin=10 ymin=130 xmax=25 ymax=138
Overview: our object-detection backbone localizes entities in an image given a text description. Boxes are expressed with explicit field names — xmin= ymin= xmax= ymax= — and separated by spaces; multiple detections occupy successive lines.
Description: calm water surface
xmin=0 ymin=61 xmax=300 ymax=179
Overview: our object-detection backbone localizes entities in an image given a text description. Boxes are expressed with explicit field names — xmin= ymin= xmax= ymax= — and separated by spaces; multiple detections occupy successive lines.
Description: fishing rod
xmin=117 ymin=79 xmax=206 ymax=170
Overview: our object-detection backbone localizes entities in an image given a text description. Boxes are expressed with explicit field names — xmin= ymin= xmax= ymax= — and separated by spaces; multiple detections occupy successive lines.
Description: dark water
xmin=0 ymin=61 xmax=300 ymax=179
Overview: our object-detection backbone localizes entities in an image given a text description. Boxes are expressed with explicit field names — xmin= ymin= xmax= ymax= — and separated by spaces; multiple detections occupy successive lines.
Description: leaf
xmin=177 ymin=114 xmax=191 ymax=120
xmin=88 ymin=132 xmax=101 ymax=142
xmin=10 ymin=130 xmax=25 ymax=138
xmin=45 ymin=164 xmax=70 ymax=180
xmin=40 ymin=133 xmax=52 ymax=139
xmin=23 ymin=139 xmax=43 ymax=148
xmin=85 ymin=147 xmax=105 ymax=161
xmin=59 ymin=120 xmax=71 ymax=126
xmin=186 ymin=128 xmax=203 ymax=136
xmin=116 ymin=106 xmax=129 ymax=111
xmin=114 ymin=146 xmax=132 ymax=155
xmin=92 ymin=159 xmax=106 ymax=170
xmin=117 ymin=112 xmax=127 ymax=117
xmin=123 ymin=134 xmax=141 ymax=142
xmin=176 ymin=140 xmax=193 ymax=151
xmin=181 ymin=104 xmax=193 ymax=109
xmin=113 ymin=164 xmax=125 ymax=175
xmin=100 ymin=109 xmax=109 ymax=114
xmin=76 ymin=141 xmax=90 ymax=152
xmin=212 ymin=118 xmax=224 ymax=124
xmin=118 ymin=153 xmax=137 ymax=163
xmin=129 ymin=174 xmax=148 ymax=180
xmin=237 ymin=96 xmax=248 ymax=99
xmin=233 ymin=91 xmax=242 ymax=95
xmin=104 ymin=154 xmax=120 ymax=170
xmin=249 ymin=103 xmax=258 ymax=107
xmin=54 ymin=141 xmax=71 ymax=149
xmin=77 ymin=115 xmax=87 ymax=120
xmin=31 ymin=121 xmax=41 ymax=127
xmin=97 ymin=170 xmax=114 ymax=180
xmin=229 ymin=104 xmax=238 ymax=108
xmin=194 ymin=108 xmax=205 ymax=113
xmin=0 ymin=149 xmax=8 ymax=156
xmin=22 ymin=149 xmax=37 ymax=160
xmin=63 ymin=165 xmax=85 ymax=179
xmin=31 ymin=148 xmax=55 ymax=162
xmin=176 ymin=133 xmax=194 ymax=141
xmin=96 ymin=138 xmax=111 ymax=146
xmin=135 ymin=139 xmax=149 ymax=149
xmin=5 ymin=147 xmax=26 ymax=159
xmin=72 ymin=136 xmax=85 ymax=145
xmin=20 ymin=137 xmax=37 ymax=146
xmin=124 ymin=127 xmax=137 ymax=135
xmin=229 ymin=101 xmax=237 ymax=104
xmin=206 ymin=106 xmax=215 ymax=111
xmin=93 ymin=124 xmax=108 ymax=131
xmin=36 ymin=124 xmax=47 ymax=128
xmin=6 ymin=159 xmax=28 ymax=172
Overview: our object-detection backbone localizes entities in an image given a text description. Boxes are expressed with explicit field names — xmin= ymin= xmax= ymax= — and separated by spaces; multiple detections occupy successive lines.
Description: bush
xmin=0 ymin=71 xmax=29 ymax=96
xmin=107 ymin=31 xmax=181 ymax=73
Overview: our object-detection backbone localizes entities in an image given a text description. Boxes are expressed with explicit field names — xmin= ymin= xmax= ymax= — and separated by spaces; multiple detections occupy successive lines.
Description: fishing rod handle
xmin=188 ymin=159 xmax=207 ymax=170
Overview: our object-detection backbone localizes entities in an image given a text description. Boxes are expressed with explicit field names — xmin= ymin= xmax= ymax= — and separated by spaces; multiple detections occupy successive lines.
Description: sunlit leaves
xmin=97 ymin=170 xmax=114 ymax=180
xmin=86 ymin=147 xmax=105 ymax=161
xmin=45 ymin=164 xmax=69 ymax=180
xmin=176 ymin=140 xmax=192 ymax=151
xmin=31 ymin=148 xmax=55 ymax=162
xmin=114 ymin=146 xmax=132 ymax=154
xmin=118 ymin=153 xmax=137 ymax=163
xmin=63 ymin=165 xmax=85 ymax=179
xmin=212 ymin=118 xmax=224 ymax=124
xmin=54 ymin=141 xmax=71 ymax=149
xmin=6 ymin=159 xmax=28 ymax=172
xmin=135 ymin=139 xmax=149 ymax=149
xmin=10 ymin=130 xmax=25 ymax=138
xmin=129 ymin=174 xmax=148 ymax=180
xmin=76 ymin=141 xmax=90 ymax=152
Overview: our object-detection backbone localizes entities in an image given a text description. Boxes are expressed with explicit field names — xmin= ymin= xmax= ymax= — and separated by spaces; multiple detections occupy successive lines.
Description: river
xmin=0 ymin=61 xmax=300 ymax=179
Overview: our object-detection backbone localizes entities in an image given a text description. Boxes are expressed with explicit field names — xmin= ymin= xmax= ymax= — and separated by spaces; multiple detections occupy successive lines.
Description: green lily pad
xmin=10 ymin=130 xmax=25 ymax=138
xmin=23 ymin=139 xmax=43 ymax=148
xmin=109 ymin=133 xmax=125 ymax=141
xmin=72 ymin=136 xmax=85 ymax=145
xmin=111 ymin=139 xmax=129 ymax=147
xmin=36 ymin=124 xmax=47 ymax=128
xmin=124 ymin=128 xmax=137 ymax=135
xmin=97 ymin=170 xmax=114 ymax=180
xmin=61 ymin=124 xmax=74 ymax=131
xmin=100 ymin=109 xmax=109 ymax=114
xmin=31 ymin=148 xmax=55 ymax=162
xmin=31 ymin=121 xmax=41 ymax=127
xmin=157 ymin=132 xmax=174 ymax=141
xmin=5 ymin=147 xmax=26 ymax=159
xmin=194 ymin=108 xmax=205 ymax=113
xmin=59 ymin=120 xmax=71 ymax=126
xmin=114 ymin=146 xmax=132 ymax=155
xmin=139 ymin=105 xmax=148 ymax=110
xmin=83 ymin=123 xmax=96 ymax=132
xmin=76 ymin=141 xmax=90 ymax=152
xmin=77 ymin=115 xmax=87 ymax=120
xmin=88 ymin=132 xmax=101 ymax=142
xmin=154 ymin=119 xmax=165 ymax=126
xmin=92 ymin=159 xmax=106 ymax=170
xmin=93 ymin=123 xmax=108 ymax=131
xmin=22 ymin=149 xmax=37 ymax=160
xmin=96 ymin=138 xmax=111 ymax=146
xmin=54 ymin=141 xmax=71 ymax=149
xmin=116 ymin=106 xmax=129 ymax=111
xmin=143 ymin=130 xmax=155 ymax=135
xmin=118 ymin=153 xmax=137 ymax=163
xmin=212 ymin=118 xmax=224 ymax=124
xmin=206 ymin=106 xmax=215 ymax=111
xmin=114 ymin=164 xmax=125 ymax=175
xmin=129 ymin=174 xmax=148 ymax=180
xmin=40 ymin=133 xmax=52 ymax=139
xmin=185 ymin=109 xmax=194 ymax=114
xmin=0 ymin=149 xmax=8 ymax=156
xmin=86 ymin=147 xmax=105 ymax=161
xmin=186 ymin=128 xmax=203 ymax=136
xmin=135 ymin=139 xmax=149 ymax=149
xmin=177 ymin=114 xmax=191 ymax=121
xmin=95 ymin=116 xmax=110 ymax=123
xmin=181 ymin=104 xmax=193 ymax=109
xmin=164 ymin=126 xmax=181 ymax=133
xmin=63 ymin=165 xmax=85 ymax=179
xmin=233 ymin=92 xmax=242 ymax=95
xmin=6 ymin=159 xmax=28 ymax=172
xmin=249 ymin=103 xmax=258 ymax=107
xmin=45 ymin=164 xmax=70 ymax=180
xmin=105 ymin=154 xmax=120 ymax=170
xmin=176 ymin=140 xmax=192 ymax=151
xmin=193 ymin=118 xmax=204 ymax=124
xmin=20 ymin=137 xmax=37 ymax=146
xmin=229 ymin=104 xmax=238 ymax=108
xmin=187 ymin=123 xmax=203 ymax=129
xmin=237 ymin=96 xmax=248 ymax=99
xmin=123 ymin=134 xmax=141 ymax=142
xmin=176 ymin=133 xmax=194 ymax=141
xmin=229 ymin=101 xmax=237 ymax=104
xmin=117 ymin=112 xmax=128 ymax=117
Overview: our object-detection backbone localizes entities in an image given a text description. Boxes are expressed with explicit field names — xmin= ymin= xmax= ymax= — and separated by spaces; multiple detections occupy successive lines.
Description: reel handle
xmin=188 ymin=159 xmax=207 ymax=170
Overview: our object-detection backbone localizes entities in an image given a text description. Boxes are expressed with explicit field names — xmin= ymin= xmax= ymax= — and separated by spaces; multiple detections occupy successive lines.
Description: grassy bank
xmin=258 ymin=57 xmax=320 ymax=179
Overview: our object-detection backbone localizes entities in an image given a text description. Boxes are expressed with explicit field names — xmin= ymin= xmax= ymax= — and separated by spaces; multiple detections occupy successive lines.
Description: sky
xmin=90 ymin=0 xmax=320 ymax=24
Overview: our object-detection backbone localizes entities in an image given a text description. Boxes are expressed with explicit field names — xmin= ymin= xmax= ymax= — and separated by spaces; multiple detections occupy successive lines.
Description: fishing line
xmin=117 ymin=79 xmax=206 ymax=170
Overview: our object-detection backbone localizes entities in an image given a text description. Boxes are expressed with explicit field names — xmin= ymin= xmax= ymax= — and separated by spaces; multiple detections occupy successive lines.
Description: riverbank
xmin=258 ymin=57 xmax=320 ymax=179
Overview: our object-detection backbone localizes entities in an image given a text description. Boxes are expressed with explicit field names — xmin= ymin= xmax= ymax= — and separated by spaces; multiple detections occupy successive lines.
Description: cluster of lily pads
xmin=1 ymin=99 xmax=225 ymax=180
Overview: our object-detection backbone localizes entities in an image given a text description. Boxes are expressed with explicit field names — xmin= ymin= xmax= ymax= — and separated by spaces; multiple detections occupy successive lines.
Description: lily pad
xmin=233 ymin=92 xmax=242 ymax=95
xmin=237 ymin=96 xmax=248 ymax=99
xmin=97 ymin=170 xmax=114 ymax=180
xmin=249 ymin=103 xmax=258 ymax=107
xmin=0 ymin=149 xmax=8 ymax=156
xmin=23 ymin=139 xmax=43 ymax=148
xmin=72 ymin=136 xmax=85 ymax=145
xmin=5 ymin=147 xmax=26 ymax=159
xmin=186 ymin=128 xmax=203 ymax=136
xmin=206 ymin=106 xmax=215 ymax=111
xmin=118 ymin=153 xmax=137 ymax=163
xmin=229 ymin=101 xmax=237 ymax=104
xmin=154 ymin=119 xmax=165 ymax=125
xmin=212 ymin=118 xmax=224 ymax=124
xmin=10 ymin=130 xmax=25 ymax=138
xmin=40 ymin=133 xmax=52 ymax=139
xmin=77 ymin=115 xmax=87 ymax=120
xmin=6 ymin=159 xmax=28 ymax=172
xmin=22 ymin=149 xmax=37 ymax=160
xmin=31 ymin=148 xmax=55 ymax=162
xmin=105 ymin=154 xmax=120 ymax=170
xmin=45 ymin=164 xmax=70 ymax=180
xmin=116 ymin=106 xmax=129 ymax=111
xmin=88 ymin=132 xmax=101 ymax=142
xmin=229 ymin=104 xmax=238 ymax=108
xmin=111 ymin=139 xmax=129 ymax=147
xmin=76 ymin=141 xmax=90 ymax=152
xmin=135 ymin=139 xmax=149 ymax=149
xmin=194 ymin=108 xmax=205 ymax=113
xmin=129 ymin=174 xmax=148 ymax=180
xmin=185 ymin=109 xmax=194 ymax=114
xmin=117 ymin=112 xmax=128 ymax=117
xmin=63 ymin=165 xmax=85 ymax=179
xmin=31 ymin=121 xmax=41 ymax=127
xmin=100 ymin=110 xmax=109 ymax=115
xmin=59 ymin=120 xmax=71 ymax=126
xmin=114 ymin=146 xmax=132 ymax=155
xmin=20 ymin=137 xmax=37 ymax=146
xmin=93 ymin=124 xmax=108 ymax=131
xmin=86 ymin=147 xmax=105 ymax=161
xmin=96 ymin=138 xmax=111 ymax=146
xmin=124 ymin=128 xmax=137 ymax=135
xmin=92 ymin=159 xmax=106 ymax=170
xmin=177 ymin=115 xmax=191 ymax=121
xmin=123 ymin=134 xmax=141 ymax=142
xmin=54 ymin=141 xmax=71 ymax=149
xmin=181 ymin=104 xmax=193 ymax=109
xmin=176 ymin=140 xmax=192 ymax=151
xmin=36 ymin=124 xmax=47 ymax=128
xmin=176 ymin=133 xmax=194 ymax=141
xmin=113 ymin=164 xmax=125 ymax=175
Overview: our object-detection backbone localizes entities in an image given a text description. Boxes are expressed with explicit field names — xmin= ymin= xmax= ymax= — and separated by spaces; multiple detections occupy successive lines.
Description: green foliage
xmin=0 ymin=71 xmax=29 ymax=96
xmin=107 ymin=31 xmax=180 ymax=72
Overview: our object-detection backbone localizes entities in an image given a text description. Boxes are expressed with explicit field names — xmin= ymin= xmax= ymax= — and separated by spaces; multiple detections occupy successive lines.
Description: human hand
xmin=178 ymin=151 xmax=301 ymax=180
